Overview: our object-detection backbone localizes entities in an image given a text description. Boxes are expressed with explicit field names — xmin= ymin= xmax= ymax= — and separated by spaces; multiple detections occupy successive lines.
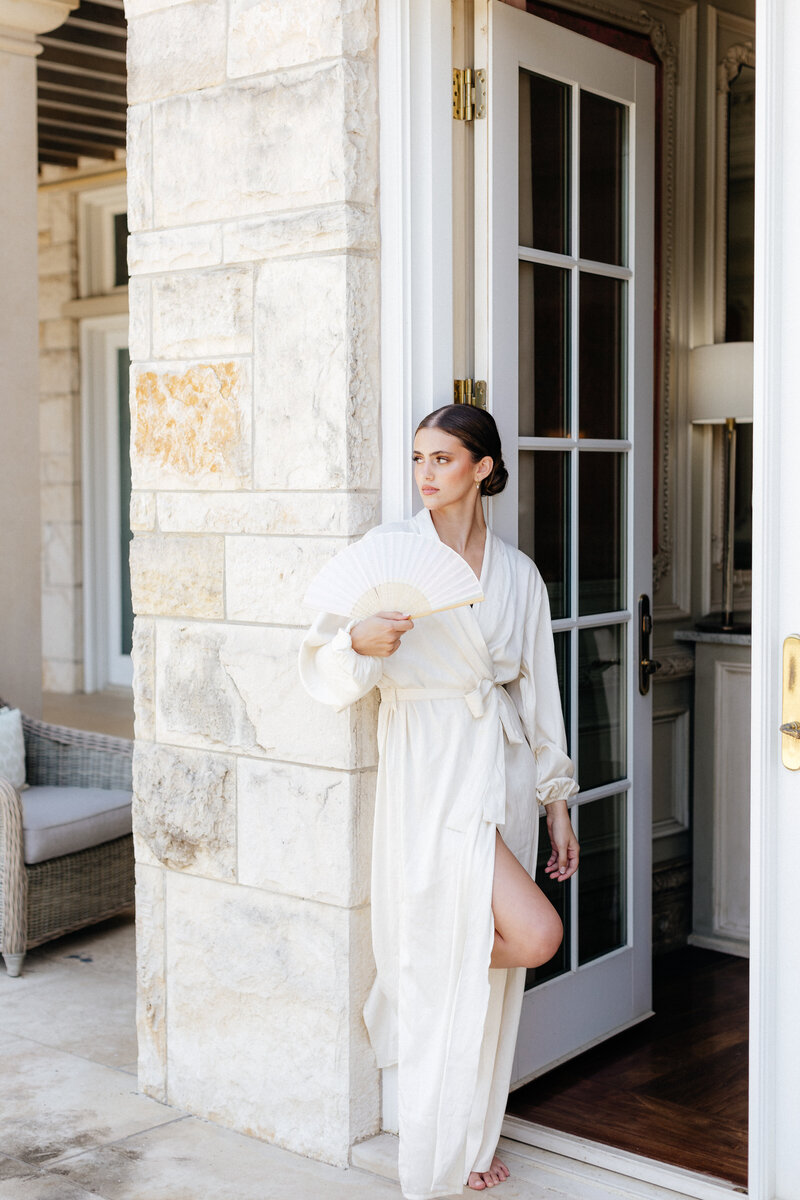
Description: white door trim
xmin=750 ymin=2 xmax=800 ymax=1198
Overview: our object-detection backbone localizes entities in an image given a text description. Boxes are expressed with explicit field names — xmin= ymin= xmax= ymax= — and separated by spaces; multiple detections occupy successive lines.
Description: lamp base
xmin=695 ymin=611 xmax=751 ymax=635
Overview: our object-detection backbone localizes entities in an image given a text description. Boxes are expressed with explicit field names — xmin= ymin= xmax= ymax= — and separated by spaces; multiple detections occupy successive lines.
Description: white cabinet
xmin=675 ymin=632 xmax=751 ymax=957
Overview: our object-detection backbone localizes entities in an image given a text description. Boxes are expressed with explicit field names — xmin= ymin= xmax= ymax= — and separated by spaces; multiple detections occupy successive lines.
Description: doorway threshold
xmin=501 ymin=1118 xmax=746 ymax=1200
xmin=352 ymin=1130 xmax=746 ymax=1200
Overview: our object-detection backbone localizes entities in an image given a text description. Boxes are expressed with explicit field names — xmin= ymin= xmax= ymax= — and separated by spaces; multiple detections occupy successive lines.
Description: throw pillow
xmin=0 ymin=707 xmax=26 ymax=791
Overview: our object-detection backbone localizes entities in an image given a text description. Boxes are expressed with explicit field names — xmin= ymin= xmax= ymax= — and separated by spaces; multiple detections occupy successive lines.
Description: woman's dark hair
xmin=416 ymin=404 xmax=508 ymax=497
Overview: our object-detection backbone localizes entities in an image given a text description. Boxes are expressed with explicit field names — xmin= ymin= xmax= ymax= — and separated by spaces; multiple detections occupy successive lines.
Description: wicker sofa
xmin=0 ymin=704 xmax=134 ymax=977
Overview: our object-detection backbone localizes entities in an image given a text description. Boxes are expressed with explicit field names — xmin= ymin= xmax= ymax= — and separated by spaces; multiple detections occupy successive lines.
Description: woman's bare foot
xmin=467 ymin=1156 xmax=510 ymax=1189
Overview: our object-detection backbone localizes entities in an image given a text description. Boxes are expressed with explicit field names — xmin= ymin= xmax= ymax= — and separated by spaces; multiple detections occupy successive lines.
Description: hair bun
xmin=482 ymin=456 xmax=508 ymax=497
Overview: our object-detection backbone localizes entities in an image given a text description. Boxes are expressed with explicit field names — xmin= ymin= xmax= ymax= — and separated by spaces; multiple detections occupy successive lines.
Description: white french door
xmin=473 ymin=2 xmax=655 ymax=1084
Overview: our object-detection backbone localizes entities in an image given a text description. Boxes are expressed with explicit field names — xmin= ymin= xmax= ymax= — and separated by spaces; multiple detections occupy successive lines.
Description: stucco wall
xmin=125 ymin=0 xmax=382 ymax=1164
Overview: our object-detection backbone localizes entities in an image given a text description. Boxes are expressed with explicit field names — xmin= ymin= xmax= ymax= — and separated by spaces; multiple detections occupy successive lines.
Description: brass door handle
xmin=782 ymin=637 xmax=800 ymax=769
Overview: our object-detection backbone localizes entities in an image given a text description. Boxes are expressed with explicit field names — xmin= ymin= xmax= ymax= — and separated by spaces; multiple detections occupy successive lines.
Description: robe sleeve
xmin=517 ymin=568 xmax=579 ymax=810
xmin=298 ymin=612 xmax=384 ymax=712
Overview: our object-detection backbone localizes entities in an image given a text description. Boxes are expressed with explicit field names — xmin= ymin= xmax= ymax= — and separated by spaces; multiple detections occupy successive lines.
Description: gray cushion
xmin=20 ymin=786 xmax=132 ymax=865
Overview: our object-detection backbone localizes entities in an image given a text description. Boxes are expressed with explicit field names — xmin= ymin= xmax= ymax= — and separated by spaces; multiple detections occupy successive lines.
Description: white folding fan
xmin=303 ymin=532 xmax=484 ymax=620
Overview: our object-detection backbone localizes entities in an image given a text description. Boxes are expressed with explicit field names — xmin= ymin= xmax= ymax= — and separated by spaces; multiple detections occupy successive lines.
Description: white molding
xmin=378 ymin=0 xmax=454 ymax=524
xmin=77 ymin=183 xmax=128 ymax=300
xmin=0 ymin=0 xmax=76 ymax=37
xmin=712 ymin=660 xmax=751 ymax=942
xmin=651 ymin=707 xmax=690 ymax=837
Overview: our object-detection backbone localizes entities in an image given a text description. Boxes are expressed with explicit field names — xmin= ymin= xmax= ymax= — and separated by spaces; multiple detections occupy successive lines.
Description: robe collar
xmin=411 ymin=505 xmax=493 ymax=589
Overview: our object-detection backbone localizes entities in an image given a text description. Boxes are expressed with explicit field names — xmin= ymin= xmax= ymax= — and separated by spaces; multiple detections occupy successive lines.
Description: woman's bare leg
xmin=490 ymin=831 xmax=563 ymax=972
xmin=467 ymin=835 xmax=564 ymax=1190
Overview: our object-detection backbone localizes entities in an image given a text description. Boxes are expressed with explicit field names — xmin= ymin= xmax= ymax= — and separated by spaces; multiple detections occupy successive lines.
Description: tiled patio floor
xmin=0 ymin=916 xmax=714 ymax=1199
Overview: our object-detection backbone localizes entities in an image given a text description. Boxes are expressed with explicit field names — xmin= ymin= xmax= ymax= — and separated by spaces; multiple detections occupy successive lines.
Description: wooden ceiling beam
xmin=68 ymin=2 xmax=127 ymax=30
xmin=38 ymin=43 xmax=127 ymax=79
xmin=39 ymin=124 xmax=125 ymax=151
xmin=37 ymin=65 xmax=127 ymax=99
xmin=38 ymin=104 xmax=126 ymax=133
xmin=43 ymin=22 xmax=126 ymax=55
xmin=39 ymin=136 xmax=117 ymax=161
xmin=38 ymin=85 xmax=126 ymax=117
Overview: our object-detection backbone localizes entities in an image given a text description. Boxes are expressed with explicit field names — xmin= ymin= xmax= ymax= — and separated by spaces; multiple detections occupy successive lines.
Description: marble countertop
xmin=674 ymin=629 xmax=752 ymax=646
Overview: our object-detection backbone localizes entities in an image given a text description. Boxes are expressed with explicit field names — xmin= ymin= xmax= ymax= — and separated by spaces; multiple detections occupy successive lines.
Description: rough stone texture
xmin=253 ymin=255 xmax=380 ymax=490
xmin=155 ymin=620 xmax=378 ymax=769
xmin=124 ymin=0 xmax=197 ymax=16
xmin=227 ymin=0 xmax=377 ymax=77
xmin=129 ymin=224 xmax=223 ymax=275
xmin=237 ymin=760 xmax=375 ymax=907
xmin=151 ymin=267 xmax=253 ymax=359
xmin=225 ymin=535 xmax=346 ymax=625
xmin=135 ymin=862 xmax=167 ymax=1100
xmin=128 ymin=277 xmax=151 ymax=360
xmin=128 ymin=0 xmax=227 ymax=104
xmin=126 ymin=105 xmax=154 ymax=232
xmin=129 ymin=491 xmax=156 ymax=531
xmin=132 ymin=618 xmax=156 ymax=742
xmin=157 ymin=490 xmax=378 ymax=537
xmin=164 ymin=871 xmax=379 ymax=1163
xmin=223 ymin=203 xmax=378 ymax=264
xmin=133 ymin=742 xmax=237 ymax=880
xmin=130 ymin=533 xmax=225 ymax=619
xmin=131 ymin=360 xmax=252 ymax=490
xmin=150 ymin=58 xmax=377 ymax=227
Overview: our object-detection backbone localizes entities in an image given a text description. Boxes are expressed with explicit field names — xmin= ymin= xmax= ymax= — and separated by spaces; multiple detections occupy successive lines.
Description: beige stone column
xmin=125 ymin=0 xmax=382 ymax=1165
xmin=0 ymin=1 xmax=76 ymax=714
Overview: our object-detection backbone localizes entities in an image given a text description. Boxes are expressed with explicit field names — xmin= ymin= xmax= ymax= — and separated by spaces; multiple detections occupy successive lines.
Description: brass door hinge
xmin=452 ymin=67 xmax=487 ymax=121
xmin=454 ymin=379 xmax=487 ymax=408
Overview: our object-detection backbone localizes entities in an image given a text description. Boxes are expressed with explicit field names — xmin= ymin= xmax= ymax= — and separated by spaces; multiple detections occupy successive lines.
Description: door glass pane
xmin=118 ymin=347 xmax=133 ymax=657
xmin=578 ymin=793 xmax=627 ymax=964
xmin=578 ymin=624 xmax=626 ymax=790
xmin=553 ymin=631 xmax=570 ymax=749
xmin=519 ymin=70 xmax=571 ymax=254
xmin=519 ymin=262 xmax=570 ymax=437
xmin=526 ymin=809 xmax=572 ymax=988
xmin=578 ymin=452 xmax=625 ymax=615
xmin=580 ymin=91 xmax=627 ymax=266
xmin=519 ymin=450 xmax=570 ymax=618
xmin=579 ymin=273 xmax=626 ymax=439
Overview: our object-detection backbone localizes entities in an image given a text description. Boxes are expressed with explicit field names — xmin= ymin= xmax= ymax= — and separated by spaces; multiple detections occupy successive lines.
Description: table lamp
xmin=689 ymin=342 xmax=753 ymax=633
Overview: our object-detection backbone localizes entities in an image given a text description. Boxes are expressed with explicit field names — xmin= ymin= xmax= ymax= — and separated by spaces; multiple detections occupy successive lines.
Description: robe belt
xmin=378 ymin=679 xmax=526 ymax=830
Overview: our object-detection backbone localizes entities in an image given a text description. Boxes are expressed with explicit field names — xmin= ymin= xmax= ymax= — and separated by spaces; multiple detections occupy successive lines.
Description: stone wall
xmin=38 ymin=182 xmax=81 ymax=693
xmin=125 ymin=0 xmax=382 ymax=1165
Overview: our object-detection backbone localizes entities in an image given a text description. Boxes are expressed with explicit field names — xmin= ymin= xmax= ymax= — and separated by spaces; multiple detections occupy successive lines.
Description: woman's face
xmin=412 ymin=427 xmax=492 ymax=509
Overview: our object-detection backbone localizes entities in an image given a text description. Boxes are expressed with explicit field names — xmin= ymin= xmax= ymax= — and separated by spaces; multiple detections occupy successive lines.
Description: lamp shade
xmin=689 ymin=342 xmax=754 ymax=423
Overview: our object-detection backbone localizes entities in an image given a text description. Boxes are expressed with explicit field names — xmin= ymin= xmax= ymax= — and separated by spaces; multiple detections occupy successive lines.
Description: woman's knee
xmin=521 ymin=908 xmax=563 ymax=968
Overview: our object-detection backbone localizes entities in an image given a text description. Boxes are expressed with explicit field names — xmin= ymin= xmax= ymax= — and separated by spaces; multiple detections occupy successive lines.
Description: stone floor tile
xmin=0 ymin=1035 xmax=185 ymax=1168
xmin=0 ymin=1153 xmax=40 ymax=1181
xmin=0 ymin=962 xmax=136 ymax=1067
xmin=38 ymin=916 xmax=136 ymax=979
xmin=52 ymin=1114 xmax=403 ymax=1200
xmin=0 ymin=1176 xmax=107 ymax=1199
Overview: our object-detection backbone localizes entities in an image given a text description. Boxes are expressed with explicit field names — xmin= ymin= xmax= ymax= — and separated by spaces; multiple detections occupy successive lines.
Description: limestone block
xmin=156 ymin=620 xmax=378 ymax=769
xmin=38 ymin=274 xmax=74 ymax=321
xmin=124 ymin=0 xmax=196 ymax=16
xmin=134 ymin=862 xmax=166 ymax=1100
xmin=128 ymin=0 xmax=227 ymax=103
xmin=128 ymin=224 xmax=223 ymax=276
xmin=41 ymin=453 xmax=73 ymax=485
xmin=131 ymin=359 xmax=252 ymax=490
xmin=39 ymin=348 xmax=79 ymax=396
xmin=226 ymin=536 xmax=350 ymax=625
xmin=42 ymin=659 xmax=82 ymax=693
xmin=151 ymin=58 xmax=378 ymax=226
xmin=38 ymin=190 xmax=74 ymax=244
xmin=41 ymin=587 xmax=79 ymax=660
xmin=40 ymin=483 xmax=79 ymax=523
xmin=253 ymin=255 xmax=379 ymax=490
xmin=133 ymin=742 xmax=236 ymax=880
xmin=130 ymin=533 xmax=225 ymax=618
xmin=237 ymin=759 xmax=375 ymax=907
xmin=157 ymin=490 xmax=378 ymax=537
xmin=129 ymin=490 xmax=156 ymax=531
xmin=38 ymin=242 xmax=75 ymax=278
xmin=132 ymin=616 xmax=156 ymax=741
xmin=164 ymin=871 xmax=379 ymax=1161
xmin=223 ymin=203 xmax=378 ymax=264
xmin=128 ymin=276 xmax=151 ymax=361
xmin=127 ymin=105 xmax=154 ymax=231
xmin=42 ymin=522 xmax=79 ymax=587
xmin=39 ymin=397 xmax=73 ymax=456
xmin=41 ymin=318 xmax=78 ymax=351
xmin=151 ymin=267 xmax=252 ymax=359
xmin=227 ymin=0 xmax=377 ymax=77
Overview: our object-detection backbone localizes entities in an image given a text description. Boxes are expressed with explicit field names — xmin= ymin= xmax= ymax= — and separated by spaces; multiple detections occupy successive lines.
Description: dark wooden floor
xmin=506 ymin=948 xmax=749 ymax=1188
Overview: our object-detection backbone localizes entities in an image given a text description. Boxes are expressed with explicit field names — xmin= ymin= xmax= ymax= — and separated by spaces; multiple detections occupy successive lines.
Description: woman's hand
xmin=350 ymin=611 xmax=414 ymax=657
xmin=543 ymin=799 xmax=580 ymax=882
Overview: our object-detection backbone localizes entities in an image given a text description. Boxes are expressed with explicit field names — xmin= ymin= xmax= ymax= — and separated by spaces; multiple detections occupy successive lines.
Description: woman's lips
xmin=422 ymin=487 xmax=438 ymax=494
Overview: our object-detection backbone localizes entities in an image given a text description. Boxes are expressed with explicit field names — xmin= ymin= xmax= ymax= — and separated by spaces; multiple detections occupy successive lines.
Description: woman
xmin=299 ymin=405 xmax=579 ymax=1198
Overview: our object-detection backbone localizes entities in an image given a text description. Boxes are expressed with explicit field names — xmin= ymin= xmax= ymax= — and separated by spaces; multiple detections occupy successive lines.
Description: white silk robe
xmin=298 ymin=507 xmax=578 ymax=1199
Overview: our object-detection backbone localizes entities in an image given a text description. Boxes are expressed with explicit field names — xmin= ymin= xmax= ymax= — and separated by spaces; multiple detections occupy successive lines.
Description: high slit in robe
xmin=299 ymin=508 xmax=578 ymax=1199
